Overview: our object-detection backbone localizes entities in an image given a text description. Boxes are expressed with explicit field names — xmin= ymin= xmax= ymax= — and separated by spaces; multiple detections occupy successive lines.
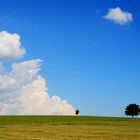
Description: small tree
xmin=125 ymin=104 xmax=140 ymax=118
xmin=75 ymin=109 xmax=79 ymax=115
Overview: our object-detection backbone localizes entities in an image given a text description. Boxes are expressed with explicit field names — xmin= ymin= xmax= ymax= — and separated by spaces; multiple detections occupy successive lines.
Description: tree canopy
xmin=75 ymin=110 xmax=79 ymax=115
xmin=125 ymin=104 xmax=140 ymax=117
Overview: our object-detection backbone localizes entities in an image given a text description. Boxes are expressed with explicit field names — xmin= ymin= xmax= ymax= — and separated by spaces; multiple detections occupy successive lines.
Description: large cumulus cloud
xmin=0 ymin=31 xmax=75 ymax=115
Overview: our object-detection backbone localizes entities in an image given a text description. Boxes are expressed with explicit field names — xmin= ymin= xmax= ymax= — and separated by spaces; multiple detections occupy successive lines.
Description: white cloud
xmin=0 ymin=59 xmax=75 ymax=115
xmin=0 ymin=31 xmax=25 ymax=60
xmin=104 ymin=7 xmax=133 ymax=25
xmin=0 ymin=31 xmax=75 ymax=115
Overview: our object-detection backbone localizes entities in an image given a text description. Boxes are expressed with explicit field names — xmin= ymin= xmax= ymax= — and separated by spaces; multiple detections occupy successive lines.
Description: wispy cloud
xmin=104 ymin=7 xmax=133 ymax=25
xmin=0 ymin=63 xmax=4 ymax=72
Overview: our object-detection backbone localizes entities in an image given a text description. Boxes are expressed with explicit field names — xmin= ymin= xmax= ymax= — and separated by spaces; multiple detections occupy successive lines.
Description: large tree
xmin=125 ymin=104 xmax=140 ymax=118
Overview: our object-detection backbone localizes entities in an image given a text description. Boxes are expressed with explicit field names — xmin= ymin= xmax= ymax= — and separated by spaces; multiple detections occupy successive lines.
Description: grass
xmin=0 ymin=116 xmax=140 ymax=140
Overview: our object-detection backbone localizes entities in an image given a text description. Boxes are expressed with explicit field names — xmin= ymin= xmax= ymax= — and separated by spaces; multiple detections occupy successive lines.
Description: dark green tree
xmin=125 ymin=104 xmax=140 ymax=118
xmin=75 ymin=109 xmax=79 ymax=115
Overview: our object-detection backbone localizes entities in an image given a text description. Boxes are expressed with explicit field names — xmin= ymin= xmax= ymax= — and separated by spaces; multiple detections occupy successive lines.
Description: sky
xmin=0 ymin=0 xmax=139 ymax=116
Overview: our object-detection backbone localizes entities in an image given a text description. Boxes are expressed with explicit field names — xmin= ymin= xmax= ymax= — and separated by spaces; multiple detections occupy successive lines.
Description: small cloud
xmin=104 ymin=7 xmax=133 ymax=25
xmin=0 ymin=31 xmax=25 ymax=60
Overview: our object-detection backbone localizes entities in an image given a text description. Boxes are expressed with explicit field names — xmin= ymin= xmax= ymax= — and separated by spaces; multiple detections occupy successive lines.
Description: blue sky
xmin=0 ymin=0 xmax=140 ymax=116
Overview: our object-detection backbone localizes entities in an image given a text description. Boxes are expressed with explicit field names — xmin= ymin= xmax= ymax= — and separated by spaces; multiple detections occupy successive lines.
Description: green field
xmin=0 ymin=116 xmax=140 ymax=140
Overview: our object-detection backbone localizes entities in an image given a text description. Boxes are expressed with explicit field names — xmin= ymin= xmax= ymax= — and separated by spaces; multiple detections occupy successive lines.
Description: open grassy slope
xmin=0 ymin=116 xmax=140 ymax=140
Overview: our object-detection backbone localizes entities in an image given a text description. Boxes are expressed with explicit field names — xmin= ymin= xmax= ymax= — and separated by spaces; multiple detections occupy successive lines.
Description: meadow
xmin=0 ymin=116 xmax=140 ymax=140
